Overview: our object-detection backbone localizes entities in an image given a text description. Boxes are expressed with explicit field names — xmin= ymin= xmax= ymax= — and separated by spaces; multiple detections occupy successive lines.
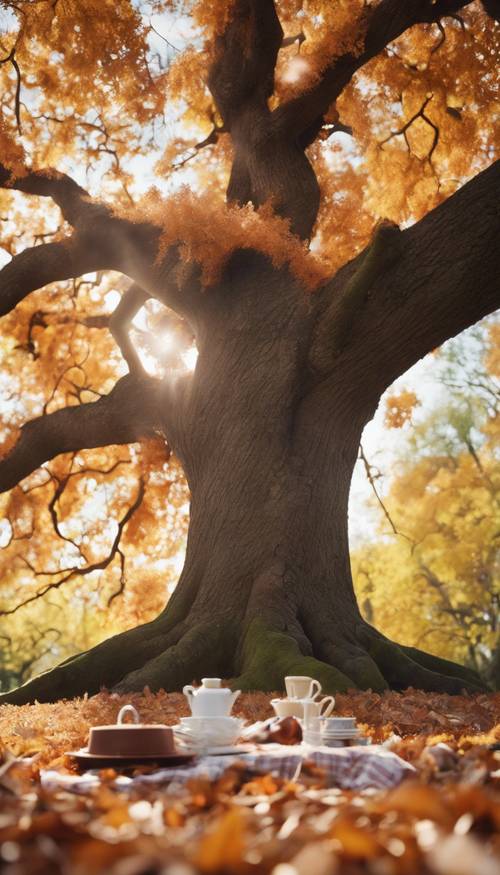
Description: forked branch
xmin=309 ymin=160 xmax=500 ymax=395
xmin=109 ymin=282 xmax=150 ymax=374
xmin=0 ymin=238 xmax=108 ymax=317
xmin=273 ymin=0 xmax=475 ymax=141
xmin=0 ymin=374 xmax=164 ymax=493
xmin=0 ymin=163 xmax=110 ymax=226
xmin=208 ymin=0 xmax=283 ymax=125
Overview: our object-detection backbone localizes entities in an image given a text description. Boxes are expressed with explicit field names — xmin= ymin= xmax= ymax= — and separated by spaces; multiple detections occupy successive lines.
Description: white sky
xmin=349 ymin=354 xmax=441 ymax=544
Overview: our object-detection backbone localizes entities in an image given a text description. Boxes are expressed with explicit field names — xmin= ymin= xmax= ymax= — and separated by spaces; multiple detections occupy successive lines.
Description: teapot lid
xmin=201 ymin=678 xmax=222 ymax=689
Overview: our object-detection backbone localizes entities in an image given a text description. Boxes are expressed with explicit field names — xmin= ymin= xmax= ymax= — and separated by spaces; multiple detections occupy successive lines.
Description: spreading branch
xmin=311 ymin=160 xmax=500 ymax=397
xmin=0 ymin=238 xmax=107 ymax=317
xmin=2 ymin=477 xmax=146 ymax=616
xmin=0 ymin=164 xmax=109 ymax=226
xmin=273 ymin=0 xmax=475 ymax=141
xmin=0 ymin=374 xmax=164 ymax=494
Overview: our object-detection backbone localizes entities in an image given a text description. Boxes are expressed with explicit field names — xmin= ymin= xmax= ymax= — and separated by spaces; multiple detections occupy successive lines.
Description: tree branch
xmin=207 ymin=0 xmax=283 ymax=126
xmin=273 ymin=0 xmax=474 ymax=140
xmin=0 ymin=164 xmax=108 ymax=226
xmin=0 ymin=238 xmax=109 ymax=317
xmin=359 ymin=443 xmax=414 ymax=545
xmin=0 ymin=374 xmax=164 ymax=493
xmin=109 ymin=282 xmax=150 ymax=374
xmin=1 ymin=478 xmax=146 ymax=617
xmin=311 ymin=161 xmax=500 ymax=397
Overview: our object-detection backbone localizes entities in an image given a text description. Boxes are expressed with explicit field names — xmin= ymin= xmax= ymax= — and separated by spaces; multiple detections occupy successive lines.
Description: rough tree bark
xmin=0 ymin=0 xmax=498 ymax=704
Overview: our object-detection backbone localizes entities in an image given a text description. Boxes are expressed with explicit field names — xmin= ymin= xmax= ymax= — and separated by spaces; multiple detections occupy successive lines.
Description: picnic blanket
xmin=41 ymin=743 xmax=414 ymax=794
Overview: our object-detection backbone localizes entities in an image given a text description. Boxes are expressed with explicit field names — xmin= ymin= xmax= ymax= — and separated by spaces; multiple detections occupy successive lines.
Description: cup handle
xmin=309 ymin=679 xmax=322 ymax=700
xmin=117 ymin=704 xmax=140 ymax=725
xmin=319 ymin=696 xmax=335 ymax=717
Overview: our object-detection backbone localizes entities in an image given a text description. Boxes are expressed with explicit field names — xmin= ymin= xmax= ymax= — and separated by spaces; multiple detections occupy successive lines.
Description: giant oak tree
xmin=0 ymin=0 xmax=499 ymax=703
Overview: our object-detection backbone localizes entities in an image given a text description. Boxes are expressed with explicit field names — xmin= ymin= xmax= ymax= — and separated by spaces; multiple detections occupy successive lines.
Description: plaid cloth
xmin=41 ymin=743 xmax=414 ymax=794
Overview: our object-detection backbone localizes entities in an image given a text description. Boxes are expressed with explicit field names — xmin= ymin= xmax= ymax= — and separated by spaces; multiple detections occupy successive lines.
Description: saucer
xmin=68 ymin=749 xmax=196 ymax=770
xmin=322 ymin=729 xmax=360 ymax=738
xmin=199 ymin=743 xmax=254 ymax=756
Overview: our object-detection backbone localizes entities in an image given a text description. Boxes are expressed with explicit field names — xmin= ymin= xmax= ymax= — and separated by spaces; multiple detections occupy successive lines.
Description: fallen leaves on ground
xmin=0 ymin=688 xmax=498 ymax=874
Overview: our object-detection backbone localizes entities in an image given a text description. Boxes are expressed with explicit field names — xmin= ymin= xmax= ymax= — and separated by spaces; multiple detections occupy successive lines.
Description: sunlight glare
xmin=137 ymin=345 xmax=161 ymax=376
xmin=281 ymin=56 xmax=311 ymax=84
xmin=153 ymin=329 xmax=175 ymax=357
xmin=182 ymin=346 xmax=198 ymax=371
xmin=104 ymin=290 xmax=121 ymax=312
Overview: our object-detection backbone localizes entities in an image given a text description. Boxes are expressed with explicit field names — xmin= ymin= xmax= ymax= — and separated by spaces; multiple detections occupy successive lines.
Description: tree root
xmin=113 ymin=620 xmax=235 ymax=693
xmin=234 ymin=618 xmax=486 ymax=697
xmin=0 ymin=610 xmax=487 ymax=706
xmin=0 ymin=616 xmax=181 ymax=705
xmin=362 ymin=629 xmax=485 ymax=694
xmin=397 ymin=643 xmax=482 ymax=687
xmin=233 ymin=618 xmax=355 ymax=692
xmin=320 ymin=642 xmax=388 ymax=692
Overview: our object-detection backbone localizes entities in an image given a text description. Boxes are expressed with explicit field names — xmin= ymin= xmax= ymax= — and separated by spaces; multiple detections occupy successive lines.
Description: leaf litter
xmin=0 ymin=687 xmax=498 ymax=874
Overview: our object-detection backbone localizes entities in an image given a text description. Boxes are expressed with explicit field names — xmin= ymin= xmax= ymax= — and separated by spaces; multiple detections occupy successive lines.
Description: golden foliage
xmin=0 ymin=426 xmax=20 ymax=459
xmin=121 ymin=186 xmax=329 ymax=290
xmin=275 ymin=0 xmax=367 ymax=101
xmin=354 ymin=324 xmax=500 ymax=678
xmin=0 ymin=116 xmax=25 ymax=176
xmin=486 ymin=323 xmax=500 ymax=377
xmin=384 ymin=390 xmax=420 ymax=429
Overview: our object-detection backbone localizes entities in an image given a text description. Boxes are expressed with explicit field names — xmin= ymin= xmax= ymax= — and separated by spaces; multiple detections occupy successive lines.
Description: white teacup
xmin=301 ymin=696 xmax=335 ymax=727
xmin=285 ymin=676 xmax=321 ymax=700
xmin=270 ymin=698 xmax=304 ymax=719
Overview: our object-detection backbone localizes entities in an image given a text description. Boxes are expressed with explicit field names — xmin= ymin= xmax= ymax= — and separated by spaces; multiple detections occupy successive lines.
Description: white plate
xmin=175 ymin=743 xmax=254 ymax=756
xmin=205 ymin=744 xmax=254 ymax=756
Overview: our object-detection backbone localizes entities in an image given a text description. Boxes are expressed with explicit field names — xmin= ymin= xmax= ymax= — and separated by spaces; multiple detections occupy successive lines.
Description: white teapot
xmin=183 ymin=678 xmax=240 ymax=717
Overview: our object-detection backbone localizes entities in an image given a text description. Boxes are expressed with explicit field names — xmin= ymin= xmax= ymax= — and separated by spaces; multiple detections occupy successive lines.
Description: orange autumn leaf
xmin=384 ymin=390 xmax=420 ymax=428
xmin=194 ymin=807 xmax=247 ymax=872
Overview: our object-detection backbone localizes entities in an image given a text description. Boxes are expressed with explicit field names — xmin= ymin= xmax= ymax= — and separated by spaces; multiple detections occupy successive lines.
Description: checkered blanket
xmin=41 ymin=744 xmax=414 ymax=794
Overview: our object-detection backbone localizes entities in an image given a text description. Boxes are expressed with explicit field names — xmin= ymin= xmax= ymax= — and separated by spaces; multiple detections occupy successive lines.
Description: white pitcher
xmin=301 ymin=696 xmax=335 ymax=728
xmin=183 ymin=677 xmax=240 ymax=717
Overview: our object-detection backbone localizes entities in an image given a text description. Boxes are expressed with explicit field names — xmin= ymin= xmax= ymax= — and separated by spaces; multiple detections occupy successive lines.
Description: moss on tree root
xmin=0 ymin=616 xmax=179 ymax=705
xmin=234 ymin=619 xmax=355 ymax=693
xmin=321 ymin=642 xmax=388 ymax=692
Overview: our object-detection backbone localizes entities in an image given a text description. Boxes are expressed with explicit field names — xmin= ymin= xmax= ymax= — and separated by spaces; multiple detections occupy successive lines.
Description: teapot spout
xmin=229 ymin=689 xmax=241 ymax=711
xmin=183 ymin=685 xmax=195 ymax=714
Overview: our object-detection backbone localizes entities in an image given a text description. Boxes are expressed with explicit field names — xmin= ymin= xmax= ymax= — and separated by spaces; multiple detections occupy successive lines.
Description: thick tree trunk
xmin=0 ymin=253 xmax=484 ymax=705
xmin=1 ymin=0 xmax=497 ymax=705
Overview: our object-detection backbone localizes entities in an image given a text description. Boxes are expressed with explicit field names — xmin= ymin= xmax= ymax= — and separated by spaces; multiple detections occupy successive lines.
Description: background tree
xmin=0 ymin=0 xmax=498 ymax=704
xmin=353 ymin=320 xmax=500 ymax=688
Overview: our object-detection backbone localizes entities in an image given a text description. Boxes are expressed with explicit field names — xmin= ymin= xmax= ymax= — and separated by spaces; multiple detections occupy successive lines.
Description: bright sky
xmin=349 ymin=354 xmax=442 ymax=544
